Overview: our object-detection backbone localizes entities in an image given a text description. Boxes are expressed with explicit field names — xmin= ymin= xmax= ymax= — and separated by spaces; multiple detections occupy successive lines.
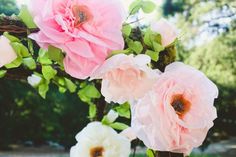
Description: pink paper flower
xmin=29 ymin=0 xmax=125 ymax=79
xmin=131 ymin=62 xmax=218 ymax=155
xmin=151 ymin=18 xmax=178 ymax=47
xmin=0 ymin=35 xmax=17 ymax=67
xmin=90 ymin=54 xmax=160 ymax=104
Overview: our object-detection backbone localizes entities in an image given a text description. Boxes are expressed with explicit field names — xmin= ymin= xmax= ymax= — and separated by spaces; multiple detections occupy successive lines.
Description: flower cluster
xmin=0 ymin=0 xmax=219 ymax=156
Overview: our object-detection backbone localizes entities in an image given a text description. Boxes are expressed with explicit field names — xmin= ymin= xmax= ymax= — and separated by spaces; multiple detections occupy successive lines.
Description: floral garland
xmin=0 ymin=0 xmax=218 ymax=157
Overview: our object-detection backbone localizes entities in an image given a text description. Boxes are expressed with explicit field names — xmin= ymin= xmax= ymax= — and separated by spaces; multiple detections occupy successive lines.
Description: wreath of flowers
xmin=0 ymin=0 xmax=218 ymax=157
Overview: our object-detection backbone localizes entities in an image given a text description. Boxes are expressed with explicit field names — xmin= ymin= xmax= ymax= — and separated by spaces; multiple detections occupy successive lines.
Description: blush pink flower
xmin=131 ymin=62 xmax=218 ymax=155
xmin=29 ymin=0 xmax=125 ymax=79
xmin=151 ymin=18 xmax=178 ymax=47
xmin=90 ymin=54 xmax=160 ymax=104
xmin=0 ymin=35 xmax=17 ymax=67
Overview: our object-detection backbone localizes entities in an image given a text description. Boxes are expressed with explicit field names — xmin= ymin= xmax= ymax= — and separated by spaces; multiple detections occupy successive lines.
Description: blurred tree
xmin=0 ymin=0 xmax=19 ymax=15
xmin=0 ymin=79 xmax=88 ymax=149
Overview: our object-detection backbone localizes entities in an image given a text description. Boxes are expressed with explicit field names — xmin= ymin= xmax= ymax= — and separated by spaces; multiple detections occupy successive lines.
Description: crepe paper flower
xmin=131 ymin=62 xmax=218 ymax=155
xmin=120 ymin=127 xmax=137 ymax=142
xmin=151 ymin=18 xmax=178 ymax=47
xmin=0 ymin=35 xmax=17 ymax=67
xmin=90 ymin=54 xmax=160 ymax=104
xmin=29 ymin=0 xmax=125 ymax=79
xmin=70 ymin=122 xmax=131 ymax=157
xmin=27 ymin=74 xmax=42 ymax=87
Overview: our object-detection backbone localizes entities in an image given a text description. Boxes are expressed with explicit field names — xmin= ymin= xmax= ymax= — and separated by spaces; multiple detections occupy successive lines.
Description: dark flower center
xmin=90 ymin=146 xmax=104 ymax=157
xmin=72 ymin=5 xmax=92 ymax=27
xmin=171 ymin=95 xmax=191 ymax=118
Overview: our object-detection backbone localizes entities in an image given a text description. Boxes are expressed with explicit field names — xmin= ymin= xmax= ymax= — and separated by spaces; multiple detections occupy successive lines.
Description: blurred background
xmin=0 ymin=0 xmax=236 ymax=157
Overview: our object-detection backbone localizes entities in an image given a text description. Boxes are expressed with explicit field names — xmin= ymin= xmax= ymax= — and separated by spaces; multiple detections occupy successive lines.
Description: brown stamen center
xmin=72 ymin=5 xmax=92 ymax=27
xmin=171 ymin=95 xmax=191 ymax=118
xmin=90 ymin=146 xmax=104 ymax=157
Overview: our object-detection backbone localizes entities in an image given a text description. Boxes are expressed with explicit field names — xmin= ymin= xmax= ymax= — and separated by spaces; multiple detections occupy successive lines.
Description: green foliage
xmin=18 ymin=5 xmax=37 ymax=28
xmin=48 ymin=46 xmax=64 ymax=66
xmin=146 ymin=149 xmax=155 ymax=157
xmin=109 ymin=122 xmax=129 ymax=131
xmin=115 ymin=103 xmax=130 ymax=119
xmin=42 ymin=65 xmax=57 ymax=81
xmin=129 ymin=0 xmax=156 ymax=15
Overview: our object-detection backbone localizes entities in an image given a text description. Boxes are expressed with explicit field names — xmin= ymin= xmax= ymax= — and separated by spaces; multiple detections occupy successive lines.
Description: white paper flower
xmin=70 ymin=122 xmax=131 ymax=157
xmin=27 ymin=74 xmax=42 ymax=87
xmin=0 ymin=35 xmax=17 ymax=67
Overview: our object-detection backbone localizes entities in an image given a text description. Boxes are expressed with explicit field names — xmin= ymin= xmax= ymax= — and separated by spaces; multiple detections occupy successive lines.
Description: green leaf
xmin=23 ymin=57 xmax=36 ymax=70
xmin=129 ymin=0 xmax=142 ymax=15
xmin=146 ymin=49 xmax=159 ymax=62
xmin=146 ymin=149 xmax=155 ymax=157
xmin=38 ymin=82 xmax=49 ymax=99
xmin=38 ymin=49 xmax=53 ymax=65
xmin=153 ymin=42 xmax=165 ymax=53
xmin=127 ymin=40 xmax=143 ymax=54
xmin=109 ymin=49 xmax=131 ymax=58
xmin=115 ymin=103 xmax=130 ymax=119
xmin=18 ymin=5 xmax=37 ymax=28
xmin=42 ymin=65 xmax=57 ymax=81
xmin=141 ymin=1 xmax=156 ymax=13
xmin=109 ymin=122 xmax=129 ymax=131
xmin=78 ymin=84 xmax=101 ymax=100
xmin=48 ymin=46 xmax=64 ymax=65
xmin=3 ymin=32 xmax=20 ymax=42
xmin=122 ymin=24 xmax=132 ymax=37
xmin=0 ymin=70 xmax=7 ymax=78
xmin=5 ymin=57 xmax=22 ymax=69
xmin=11 ymin=42 xmax=30 ymax=57
xmin=59 ymin=86 xmax=67 ymax=93
xmin=65 ymin=78 xmax=77 ymax=93
xmin=144 ymin=29 xmax=153 ymax=47
xmin=101 ymin=115 xmax=112 ymax=125
xmin=89 ymin=104 xmax=97 ymax=119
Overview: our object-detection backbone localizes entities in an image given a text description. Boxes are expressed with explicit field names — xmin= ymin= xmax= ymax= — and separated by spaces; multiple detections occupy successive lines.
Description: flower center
xmin=72 ymin=5 xmax=92 ymax=27
xmin=171 ymin=95 xmax=191 ymax=118
xmin=90 ymin=146 xmax=104 ymax=157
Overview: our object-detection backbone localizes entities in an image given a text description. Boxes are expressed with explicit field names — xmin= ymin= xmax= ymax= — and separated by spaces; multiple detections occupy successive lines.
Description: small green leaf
xmin=146 ymin=49 xmax=159 ymax=62
xmin=153 ymin=42 xmax=165 ymax=53
xmin=5 ymin=57 xmax=22 ymax=69
xmin=11 ymin=42 xmax=30 ymax=57
xmin=42 ymin=65 xmax=57 ymax=81
xmin=144 ymin=29 xmax=153 ymax=47
xmin=101 ymin=116 xmax=111 ymax=125
xmin=122 ymin=24 xmax=132 ymax=37
xmin=141 ymin=1 xmax=156 ymax=13
xmin=0 ymin=70 xmax=7 ymax=78
xmin=18 ymin=5 xmax=37 ymax=28
xmin=23 ymin=57 xmax=36 ymax=70
xmin=38 ymin=82 xmax=49 ymax=99
xmin=65 ymin=78 xmax=77 ymax=93
xmin=59 ymin=86 xmax=67 ymax=93
xmin=48 ymin=46 xmax=64 ymax=65
xmin=38 ymin=49 xmax=53 ymax=65
xmin=79 ymin=84 xmax=101 ymax=99
xmin=3 ymin=32 xmax=20 ymax=42
xmin=129 ymin=0 xmax=142 ymax=15
xmin=109 ymin=122 xmax=129 ymax=131
xmin=146 ymin=149 xmax=155 ymax=157
xmin=127 ymin=39 xmax=143 ymax=54
xmin=89 ymin=104 xmax=97 ymax=119
xmin=115 ymin=103 xmax=130 ymax=119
